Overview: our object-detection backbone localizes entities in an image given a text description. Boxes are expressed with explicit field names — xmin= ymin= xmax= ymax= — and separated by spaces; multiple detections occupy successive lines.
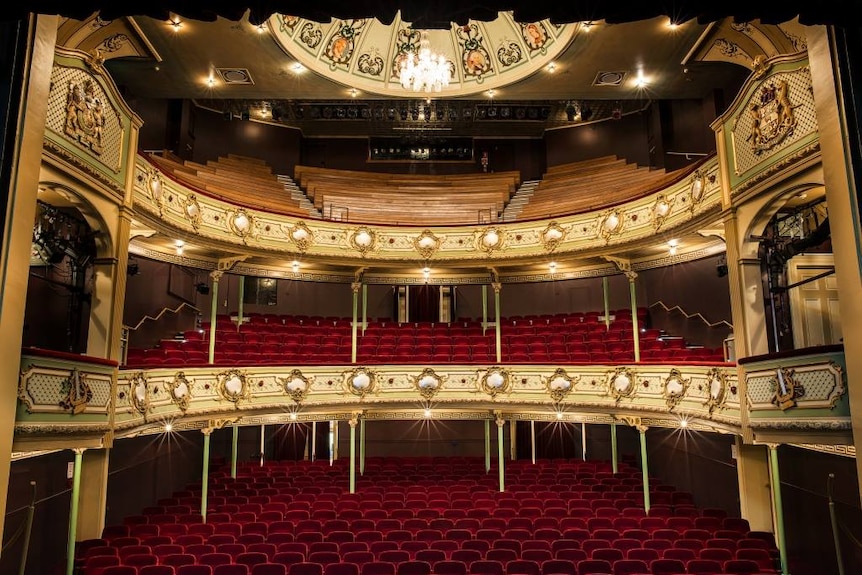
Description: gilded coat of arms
xmin=747 ymin=79 xmax=797 ymax=154
xmin=64 ymin=79 xmax=106 ymax=155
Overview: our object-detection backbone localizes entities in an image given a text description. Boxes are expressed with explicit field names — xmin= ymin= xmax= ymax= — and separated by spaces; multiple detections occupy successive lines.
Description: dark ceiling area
xmin=12 ymin=1 xmax=859 ymax=28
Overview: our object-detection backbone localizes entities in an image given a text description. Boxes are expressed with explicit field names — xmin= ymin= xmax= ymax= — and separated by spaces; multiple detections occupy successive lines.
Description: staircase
xmin=500 ymin=179 xmax=541 ymax=221
xmin=276 ymin=174 xmax=322 ymax=218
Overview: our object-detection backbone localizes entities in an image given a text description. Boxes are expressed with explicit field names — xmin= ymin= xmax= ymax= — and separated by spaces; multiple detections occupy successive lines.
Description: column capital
xmin=491 ymin=282 xmax=502 ymax=294
xmin=72 ymin=447 xmax=87 ymax=455
xmin=619 ymin=415 xmax=648 ymax=433
xmin=604 ymin=256 xmax=638 ymax=281
xmin=351 ymin=282 xmax=362 ymax=294
xmin=209 ymin=270 xmax=224 ymax=282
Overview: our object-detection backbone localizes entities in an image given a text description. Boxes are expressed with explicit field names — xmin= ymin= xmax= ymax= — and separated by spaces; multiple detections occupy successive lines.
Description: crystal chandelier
xmin=399 ymin=31 xmax=450 ymax=93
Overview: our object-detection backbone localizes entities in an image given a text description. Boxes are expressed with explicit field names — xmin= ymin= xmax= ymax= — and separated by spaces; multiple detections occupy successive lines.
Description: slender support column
xmin=628 ymin=274 xmax=641 ymax=362
xmin=231 ymin=426 xmax=239 ymax=479
xmin=482 ymin=285 xmax=488 ymax=335
xmin=530 ymin=420 xmax=536 ymax=464
xmin=496 ymin=416 xmax=505 ymax=492
xmin=76 ymin=449 xmax=110 ymax=541
xmin=360 ymin=418 xmax=366 ymax=475
xmin=639 ymin=427 xmax=650 ymax=513
xmin=362 ymin=284 xmax=368 ymax=335
xmin=18 ymin=480 xmax=36 ymax=575
xmin=236 ymin=275 xmax=244 ymax=331
xmin=65 ymin=448 xmax=85 ymax=575
xmin=260 ymin=424 xmax=265 ymax=467
xmin=208 ymin=271 xmax=223 ymax=364
xmin=768 ymin=445 xmax=790 ymax=575
xmin=329 ymin=421 xmax=335 ymax=465
xmin=611 ymin=423 xmax=618 ymax=474
xmin=484 ymin=419 xmax=491 ymax=473
xmin=349 ymin=415 xmax=359 ymax=494
xmin=509 ymin=418 xmax=517 ymax=460
xmin=351 ymin=282 xmax=360 ymax=364
xmin=581 ymin=422 xmax=587 ymax=460
xmin=493 ymin=283 xmax=502 ymax=363
xmin=201 ymin=430 xmax=212 ymax=522
xmin=405 ymin=285 xmax=410 ymax=323
xmin=602 ymin=276 xmax=611 ymax=330
xmin=311 ymin=421 xmax=317 ymax=462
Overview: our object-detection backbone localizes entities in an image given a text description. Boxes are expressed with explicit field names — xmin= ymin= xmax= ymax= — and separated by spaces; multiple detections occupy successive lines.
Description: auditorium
xmin=1 ymin=2 xmax=861 ymax=575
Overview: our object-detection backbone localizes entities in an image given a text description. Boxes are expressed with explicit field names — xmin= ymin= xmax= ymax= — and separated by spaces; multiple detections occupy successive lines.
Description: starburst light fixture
xmin=399 ymin=31 xmax=450 ymax=93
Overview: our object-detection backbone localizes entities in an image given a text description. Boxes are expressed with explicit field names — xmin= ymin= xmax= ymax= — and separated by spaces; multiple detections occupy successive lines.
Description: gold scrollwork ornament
xmin=772 ymin=367 xmax=804 ymax=411
xmin=409 ymin=368 xmax=446 ymax=400
xmin=662 ymin=368 xmax=690 ymax=409
xmin=544 ymin=368 xmax=579 ymax=403
xmin=147 ymin=171 xmax=164 ymax=214
xmin=288 ymin=221 xmax=314 ymax=252
xmin=58 ymin=368 xmax=93 ymax=415
xmin=129 ymin=372 xmax=150 ymax=415
xmin=350 ymin=227 xmax=377 ymax=254
xmin=477 ymin=227 xmax=504 ymax=253
xmin=689 ymin=171 xmax=706 ymax=212
xmin=598 ymin=209 xmax=624 ymax=242
xmin=650 ymin=194 xmax=674 ymax=231
xmin=227 ymin=209 xmax=255 ymax=241
xmin=704 ymin=367 xmax=728 ymax=414
xmin=166 ymin=372 xmax=192 ymax=411
xmin=344 ymin=367 xmax=377 ymax=398
xmin=217 ymin=369 xmax=250 ymax=405
xmin=414 ymin=230 xmax=441 ymax=259
xmin=541 ymin=221 xmax=567 ymax=252
xmin=182 ymin=194 xmax=202 ymax=230
xmin=279 ymin=369 xmax=313 ymax=404
xmin=477 ymin=367 xmax=511 ymax=398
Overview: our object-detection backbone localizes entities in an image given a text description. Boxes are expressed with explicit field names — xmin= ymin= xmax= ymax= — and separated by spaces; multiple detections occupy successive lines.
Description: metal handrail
xmin=124 ymin=302 xmax=201 ymax=332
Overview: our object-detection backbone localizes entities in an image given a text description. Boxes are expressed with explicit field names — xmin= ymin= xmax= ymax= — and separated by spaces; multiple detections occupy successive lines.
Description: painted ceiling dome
xmin=268 ymin=11 xmax=577 ymax=97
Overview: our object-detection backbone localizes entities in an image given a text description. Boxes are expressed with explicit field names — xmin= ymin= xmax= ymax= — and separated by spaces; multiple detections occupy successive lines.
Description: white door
xmin=787 ymin=254 xmax=842 ymax=348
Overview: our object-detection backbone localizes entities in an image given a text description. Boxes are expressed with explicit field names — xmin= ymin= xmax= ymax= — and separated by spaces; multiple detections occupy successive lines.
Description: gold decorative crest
xmin=543 ymin=368 xmax=579 ymax=403
xmin=166 ymin=372 xmax=192 ymax=411
xmin=772 ymin=367 xmax=804 ymax=411
xmin=288 ymin=221 xmax=314 ymax=252
xmin=58 ymin=369 xmax=93 ymax=415
xmin=607 ymin=367 xmax=637 ymax=401
xmin=409 ymin=368 xmax=446 ymax=400
xmin=413 ymin=230 xmax=441 ymax=259
xmin=688 ymin=171 xmax=706 ymax=212
xmin=146 ymin=171 xmax=164 ymax=214
xmin=279 ymin=369 xmax=313 ymax=404
xmin=217 ymin=369 xmax=250 ymax=405
xmin=344 ymin=366 xmax=377 ymax=398
xmin=598 ymin=209 xmax=624 ymax=242
xmin=650 ymin=194 xmax=674 ymax=230
xmin=541 ymin=222 xmax=566 ymax=252
xmin=182 ymin=194 xmax=202 ymax=230
xmin=477 ymin=367 xmax=512 ymax=398
xmin=662 ymin=368 xmax=690 ymax=409
xmin=63 ymin=78 xmax=106 ymax=155
xmin=747 ymin=78 xmax=798 ymax=154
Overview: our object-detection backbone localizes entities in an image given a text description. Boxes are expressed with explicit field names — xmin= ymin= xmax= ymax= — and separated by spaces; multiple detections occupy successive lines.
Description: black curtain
xmin=272 ymin=422 xmax=310 ymax=461
xmin=515 ymin=421 xmax=581 ymax=460
xmin=408 ymin=285 xmax=440 ymax=322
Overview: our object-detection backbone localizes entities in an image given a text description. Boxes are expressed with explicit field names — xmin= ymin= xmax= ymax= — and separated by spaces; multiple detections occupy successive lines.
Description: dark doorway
xmin=408 ymin=285 xmax=440 ymax=322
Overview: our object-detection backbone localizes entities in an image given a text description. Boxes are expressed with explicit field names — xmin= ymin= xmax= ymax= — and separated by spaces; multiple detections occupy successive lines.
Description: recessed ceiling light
xmin=291 ymin=63 xmax=306 ymax=74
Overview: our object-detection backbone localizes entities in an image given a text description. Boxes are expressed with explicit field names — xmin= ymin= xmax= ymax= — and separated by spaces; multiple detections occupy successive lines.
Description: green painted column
xmin=231 ymin=425 xmax=239 ymax=479
xmin=530 ymin=420 xmax=536 ymax=464
xmin=236 ymin=275 xmax=244 ymax=332
xmin=769 ymin=445 xmax=790 ymax=575
xmin=360 ymin=418 xmax=366 ymax=475
xmin=496 ymin=417 xmax=505 ymax=492
xmin=362 ymin=284 xmax=368 ymax=335
xmin=65 ymin=449 xmax=85 ymax=575
xmin=208 ymin=271 xmax=223 ymax=364
xmin=351 ymin=282 xmax=360 ymax=364
xmin=482 ymin=285 xmax=488 ymax=336
xmin=581 ymin=422 xmax=587 ymax=460
xmin=611 ymin=423 xmax=618 ymax=474
xmin=639 ymin=427 xmax=651 ymax=513
xmin=628 ymin=275 xmax=641 ymax=362
xmin=484 ymin=419 xmax=491 ymax=473
xmin=493 ymin=283 xmax=502 ymax=363
xmin=201 ymin=430 xmax=212 ymax=522
xmin=349 ymin=417 xmax=358 ymax=494
xmin=602 ymin=276 xmax=611 ymax=330
xmin=311 ymin=421 xmax=317 ymax=462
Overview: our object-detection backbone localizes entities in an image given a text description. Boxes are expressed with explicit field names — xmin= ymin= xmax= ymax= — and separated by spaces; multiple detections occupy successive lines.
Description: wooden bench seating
xmin=145 ymin=152 xmax=310 ymax=217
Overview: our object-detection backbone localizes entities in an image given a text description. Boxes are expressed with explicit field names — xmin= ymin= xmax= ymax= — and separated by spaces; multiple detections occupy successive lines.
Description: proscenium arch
xmin=36 ymin=180 xmax=116 ymax=259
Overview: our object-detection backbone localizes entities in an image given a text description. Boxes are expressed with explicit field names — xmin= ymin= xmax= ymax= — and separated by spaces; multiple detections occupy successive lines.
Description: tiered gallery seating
xmin=81 ymin=457 xmax=779 ymax=575
xmin=125 ymin=310 xmax=727 ymax=368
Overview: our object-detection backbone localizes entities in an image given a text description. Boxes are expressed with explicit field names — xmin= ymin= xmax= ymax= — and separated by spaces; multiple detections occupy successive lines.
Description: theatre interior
xmin=2 ymin=3 xmax=862 ymax=575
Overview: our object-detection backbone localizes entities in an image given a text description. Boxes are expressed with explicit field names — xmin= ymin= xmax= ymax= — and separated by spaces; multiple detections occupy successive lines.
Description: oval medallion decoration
xmin=544 ymin=368 xmax=579 ymax=403
xmin=598 ymin=209 xmax=624 ymax=242
xmin=228 ymin=209 xmax=255 ymax=241
xmin=350 ymin=227 xmax=377 ymax=254
xmin=650 ymin=194 xmax=673 ymax=231
xmin=662 ymin=368 xmax=690 ymax=409
xmin=704 ymin=367 xmax=728 ymax=414
xmin=689 ymin=170 xmax=706 ymax=212
xmin=167 ymin=372 xmax=192 ymax=411
xmin=129 ymin=372 xmax=150 ymax=414
xmin=541 ymin=221 xmax=566 ymax=252
xmin=477 ymin=227 xmax=504 ymax=253
xmin=280 ymin=369 xmax=312 ymax=404
xmin=183 ymin=194 xmax=202 ymax=230
xmin=288 ymin=221 xmax=314 ymax=252
xmin=344 ymin=366 xmax=377 ymax=398
xmin=414 ymin=230 xmax=441 ymax=259
xmin=217 ymin=369 xmax=249 ymax=405
xmin=410 ymin=367 xmax=445 ymax=400
xmin=607 ymin=367 xmax=637 ymax=401
xmin=478 ymin=367 xmax=511 ymax=398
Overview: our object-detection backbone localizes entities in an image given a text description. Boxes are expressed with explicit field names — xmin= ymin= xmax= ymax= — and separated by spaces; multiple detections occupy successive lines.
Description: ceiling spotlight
xmin=635 ymin=68 xmax=647 ymax=88
xmin=547 ymin=62 xmax=557 ymax=73
xmin=679 ymin=417 xmax=689 ymax=428
xmin=289 ymin=412 xmax=297 ymax=421
xmin=350 ymin=88 xmax=358 ymax=98
xmin=256 ymin=23 xmax=266 ymax=34
xmin=424 ymin=408 xmax=432 ymax=418
xmin=175 ymin=239 xmax=185 ymax=255
xmin=170 ymin=19 xmax=182 ymax=31
xmin=549 ymin=261 xmax=557 ymax=272
xmin=292 ymin=260 xmax=300 ymax=272
xmin=581 ymin=21 xmax=594 ymax=31
xmin=291 ymin=63 xmax=305 ymax=74
xmin=487 ymin=89 xmax=496 ymax=98
xmin=164 ymin=423 xmax=173 ymax=432
xmin=556 ymin=411 xmax=564 ymax=420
